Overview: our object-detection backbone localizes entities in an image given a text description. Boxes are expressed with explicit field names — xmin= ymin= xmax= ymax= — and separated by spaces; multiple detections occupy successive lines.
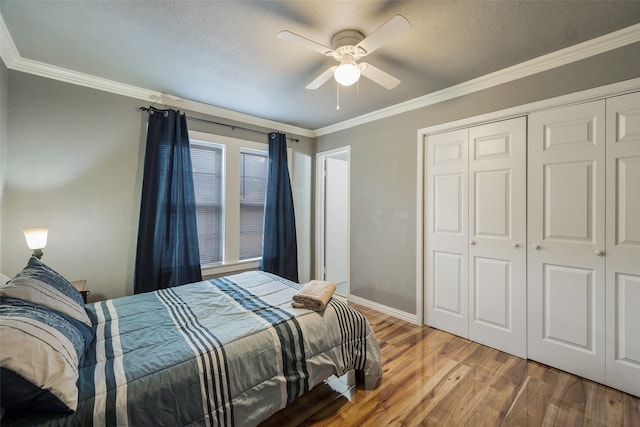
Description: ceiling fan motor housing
xmin=331 ymin=30 xmax=367 ymax=58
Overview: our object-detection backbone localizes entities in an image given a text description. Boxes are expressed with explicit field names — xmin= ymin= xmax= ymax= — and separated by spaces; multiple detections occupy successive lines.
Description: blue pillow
xmin=0 ymin=297 xmax=92 ymax=413
xmin=0 ymin=257 xmax=92 ymax=329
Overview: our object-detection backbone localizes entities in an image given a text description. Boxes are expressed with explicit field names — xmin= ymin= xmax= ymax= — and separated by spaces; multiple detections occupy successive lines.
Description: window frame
xmin=188 ymin=130 xmax=293 ymax=277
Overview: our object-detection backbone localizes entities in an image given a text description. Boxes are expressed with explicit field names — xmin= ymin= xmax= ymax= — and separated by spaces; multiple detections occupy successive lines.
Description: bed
xmin=0 ymin=258 xmax=382 ymax=426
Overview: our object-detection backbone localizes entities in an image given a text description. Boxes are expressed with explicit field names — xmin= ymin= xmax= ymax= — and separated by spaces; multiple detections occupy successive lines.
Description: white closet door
xmin=527 ymin=100 xmax=606 ymax=383
xmin=468 ymin=117 xmax=527 ymax=358
xmin=606 ymin=91 xmax=640 ymax=397
xmin=425 ymin=129 xmax=469 ymax=338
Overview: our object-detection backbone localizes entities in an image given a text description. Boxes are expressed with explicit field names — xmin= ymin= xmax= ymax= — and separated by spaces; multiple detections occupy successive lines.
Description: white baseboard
xmin=347 ymin=294 xmax=418 ymax=325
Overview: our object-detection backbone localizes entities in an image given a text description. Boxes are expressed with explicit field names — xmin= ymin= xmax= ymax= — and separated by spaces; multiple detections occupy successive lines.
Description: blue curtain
xmin=134 ymin=107 xmax=202 ymax=293
xmin=260 ymin=132 xmax=299 ymax=282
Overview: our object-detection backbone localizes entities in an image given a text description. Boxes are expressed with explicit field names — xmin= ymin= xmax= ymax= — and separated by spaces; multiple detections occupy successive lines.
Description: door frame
xmin=315 ymin=146 xmax=350 ymax=295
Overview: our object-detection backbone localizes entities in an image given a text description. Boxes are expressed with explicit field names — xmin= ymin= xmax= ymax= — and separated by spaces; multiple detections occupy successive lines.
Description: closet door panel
xmin=543 ymin=264 xmax=595 ymax=350
xmin=425 ymin=129 xmax=469 ymax=338
xmin=475 ymin=169 xmax=509 ymax=237
xmin=615 ymin=158 xmax=640 ymax=245
xmin=434 ymin=174 xmax=464 ymax=235
xmin=468 ymin=117 xmax=527 ymax=358
xmin=432 ymin=251 xmax=464 ymax=316
xmin=606 ymin=91 xmax=640 ymax=397
xmin=528 ymin=101 xmax=606 ymax=383
xmin=544 ymin=161 xmax=594 ymax=241
xmin=474 ymin=257 xmax=510 ymax=327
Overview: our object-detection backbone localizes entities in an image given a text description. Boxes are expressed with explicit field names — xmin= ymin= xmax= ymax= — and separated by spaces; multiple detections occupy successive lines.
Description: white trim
xmin=314 ymin=23 xmax=640 ymax=136
xmin=315 ymin=146 xmax=351 ymax=296
xmin=190 ymin=131 xmax=269 ymax=151
xmin=14 ymin=55 xmax=314 ymax=138
xmin=201 ymin=260 xmax=260 ymax=278
xmin=0 ymin=13 xmax=19 ymax=67
xmin=415 ymin=132 xmax=424 ymax=326
xmin=418 ymin=77 xmax=640 ymax=137
xmin=314 ymin=154 xmax=325 ymax=282
xmin=416 ymin=77 xmax=640 ymax=331
xmin=348 ymin=294 xmax=418 ymax=325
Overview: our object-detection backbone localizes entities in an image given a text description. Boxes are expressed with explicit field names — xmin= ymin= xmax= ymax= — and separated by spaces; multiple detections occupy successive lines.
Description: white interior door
xmin=425 ymin=129 xmax=469 ymax=338
xmin=325 ymin=157 xmax=349 ymax=294
xmin=468 ymin=117 xmax=527 ymax=358
xmin=606 ymin=91 xmax=640 ymax=397
xmin=527 ymin=100 xmax=606 ymax=383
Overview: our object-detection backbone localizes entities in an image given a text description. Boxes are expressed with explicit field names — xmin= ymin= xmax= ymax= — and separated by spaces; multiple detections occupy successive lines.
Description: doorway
xmin=316 ymin=147 xmax=350 ymax=296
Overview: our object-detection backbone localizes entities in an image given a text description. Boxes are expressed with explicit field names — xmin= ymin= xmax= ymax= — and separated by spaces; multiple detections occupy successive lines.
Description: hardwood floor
xmin=261 ymin=304 xmax=640 ymax=426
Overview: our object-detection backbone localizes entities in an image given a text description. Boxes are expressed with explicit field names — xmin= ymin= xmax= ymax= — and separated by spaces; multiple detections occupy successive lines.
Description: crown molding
xmin=0 ymin=13 xmax=19 ymax=68
xmin=0 ymin=14 xmax=314 ymax=139
xmin=12 ymin=56 xmax=315 ymax=138
xmin=417 ymin=76 xmax=640 ymax=138
xmin=2 ymin=8 xmax=639 ymax=139
xmin=314 ymin=22 xmax=640 ymax=136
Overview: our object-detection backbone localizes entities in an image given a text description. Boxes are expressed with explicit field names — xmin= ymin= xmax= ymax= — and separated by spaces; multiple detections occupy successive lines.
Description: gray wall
xmin=4 ymin=42 xmax=640 ymax=312
xmin=1 ymin=71 xmax=314 ymax=300
xmin=316 ymin=42 xmax=640 ymax=315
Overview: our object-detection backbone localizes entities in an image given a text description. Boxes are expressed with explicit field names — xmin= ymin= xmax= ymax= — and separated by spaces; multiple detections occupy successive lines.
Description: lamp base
xmin=31 ymin=249 xmax=43 ymax=259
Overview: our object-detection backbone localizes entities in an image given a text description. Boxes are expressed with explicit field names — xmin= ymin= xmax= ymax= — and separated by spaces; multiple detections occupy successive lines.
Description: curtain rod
xmin=138 ymin=106 xmax=299 ymax=143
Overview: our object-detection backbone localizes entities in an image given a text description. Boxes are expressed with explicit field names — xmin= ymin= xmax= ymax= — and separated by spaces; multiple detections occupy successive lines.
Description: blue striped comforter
xmin=5 ymin=271 xmax=382 ymax=426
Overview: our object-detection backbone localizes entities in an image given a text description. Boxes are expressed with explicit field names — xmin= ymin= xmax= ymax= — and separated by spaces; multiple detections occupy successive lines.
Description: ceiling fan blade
xmin=360 ymin=63 xmax=400 ymax=89
xmin=278 ymin=30 xmax=334 ymax=56
xmin=305 ymin=66 xmax=337 ymax=90
xmin=356 ymin=14 xmax=411 ymax=55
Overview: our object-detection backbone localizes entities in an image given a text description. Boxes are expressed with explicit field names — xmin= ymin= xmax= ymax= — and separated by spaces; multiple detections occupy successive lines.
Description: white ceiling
xmin=1 ymin=1 xmax=640 ymax=132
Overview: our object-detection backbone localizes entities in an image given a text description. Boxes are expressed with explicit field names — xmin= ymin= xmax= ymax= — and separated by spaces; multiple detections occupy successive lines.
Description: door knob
xmin=594 ymin=249 xmax=605 ymax=256
xmin=533 ymin=244 xmax=541 ymax=251
xmin=470 ymin=241 xmax=476 ymax=246
xmin=512 ymin=243 xmax=520 ymax=249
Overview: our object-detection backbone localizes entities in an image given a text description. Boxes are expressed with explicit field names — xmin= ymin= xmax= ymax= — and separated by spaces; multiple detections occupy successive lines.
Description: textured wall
xmin=2 ymin=72 xmax=314 ymax=300
xmin=316 ymin=42 xmax=640 ymax=315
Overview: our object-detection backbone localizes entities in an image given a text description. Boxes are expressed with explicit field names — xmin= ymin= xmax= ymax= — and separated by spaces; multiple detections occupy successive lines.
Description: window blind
xmin=239 ymin=150 xmax=268 ymax=260
xmin=190 ymin=142 xmax=223 ymax=265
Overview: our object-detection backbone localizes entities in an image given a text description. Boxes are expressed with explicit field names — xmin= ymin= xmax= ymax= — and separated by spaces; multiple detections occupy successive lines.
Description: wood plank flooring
xmin=261 ymin=304 xmax=640 ymax=426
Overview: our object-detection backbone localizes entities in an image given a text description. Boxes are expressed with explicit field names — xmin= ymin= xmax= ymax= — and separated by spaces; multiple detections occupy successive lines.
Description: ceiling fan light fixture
xmin=280 ymin=15 xmax=410 ymax=91
xmin=334 ymin=58 xmax=361 ymax=86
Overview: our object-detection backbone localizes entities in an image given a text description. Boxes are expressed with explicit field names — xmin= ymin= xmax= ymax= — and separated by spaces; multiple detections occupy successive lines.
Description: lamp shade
xmin=334 ymin=60 xmax=361 ymax=86
xmin=22 ymin=226 xmax=49 ymax=250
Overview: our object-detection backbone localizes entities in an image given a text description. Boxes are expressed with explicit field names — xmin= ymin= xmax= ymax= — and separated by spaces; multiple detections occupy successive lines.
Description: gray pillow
xmin=0 ymin=257 xmax=91 ymax=327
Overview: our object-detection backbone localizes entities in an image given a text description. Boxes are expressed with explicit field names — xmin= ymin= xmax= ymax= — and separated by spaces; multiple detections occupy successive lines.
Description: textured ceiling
xmin=1 ymin=1 xmax=640 ymax=130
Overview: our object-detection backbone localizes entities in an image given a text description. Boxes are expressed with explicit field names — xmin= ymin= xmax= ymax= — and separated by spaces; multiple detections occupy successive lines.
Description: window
xmin=189 ymin=131 xmax=285 ymax=271
xmin=239 ymin=150 xmax=268 ymax=259
xmin=190 ymin=141 xmax=224 ymax=265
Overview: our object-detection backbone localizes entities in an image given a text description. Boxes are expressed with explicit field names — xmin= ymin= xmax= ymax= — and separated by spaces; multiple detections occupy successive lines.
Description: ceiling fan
xmin=278 ymin=14 xmax=411 ymax=90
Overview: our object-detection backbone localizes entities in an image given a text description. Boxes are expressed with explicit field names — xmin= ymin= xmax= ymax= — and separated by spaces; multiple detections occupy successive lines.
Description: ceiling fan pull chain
xmin=336 ymin=83 xmax=340 ymax=110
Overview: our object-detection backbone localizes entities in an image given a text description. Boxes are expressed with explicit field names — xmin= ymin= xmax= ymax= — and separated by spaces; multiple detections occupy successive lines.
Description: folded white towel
xmin=292 ymin=280 xmax=337 ymax=311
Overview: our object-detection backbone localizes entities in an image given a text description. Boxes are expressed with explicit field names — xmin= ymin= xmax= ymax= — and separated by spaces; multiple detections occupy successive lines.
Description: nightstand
xmin=70 ymin=280 xmax=90 ymax=304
